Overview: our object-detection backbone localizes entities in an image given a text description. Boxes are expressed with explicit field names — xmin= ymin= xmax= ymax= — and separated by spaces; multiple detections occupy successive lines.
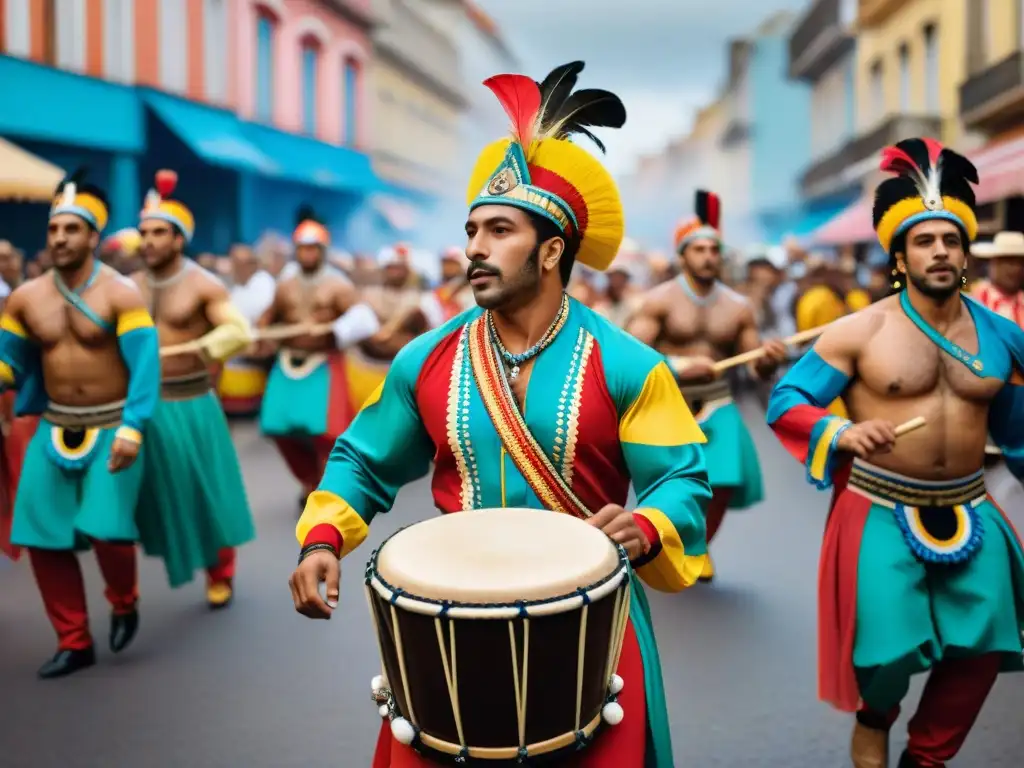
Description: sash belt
xmin=44 ymin=399 xmax=125 ymax=429
xmin=161 ymin=371 xmax=212 ymax=400
xmin=848 ymin=460 xmax=986 ymax=508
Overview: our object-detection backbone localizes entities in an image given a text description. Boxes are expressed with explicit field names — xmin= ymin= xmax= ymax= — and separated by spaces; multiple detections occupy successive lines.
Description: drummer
xmin=626 ymin=191 xmax=787 ymax=582
xmin=289 ymin=62 xmax=711 ymax=768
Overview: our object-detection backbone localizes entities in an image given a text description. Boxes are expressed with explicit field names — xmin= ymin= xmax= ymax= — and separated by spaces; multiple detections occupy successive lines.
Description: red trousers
xmin=862 ymin=653 xmax=1001 ymax=767
xmin=372 ymin=621 xmax=647 ymax=768
xmin=705 ymin=488 xmax=732 ymax=544
xmin=207 ymin=547 xmax=236 ymax=584
xmin=273 ymin=436 xmax=335 ymax=493
xmin=28 ymin=542 xmax=138 ymax=651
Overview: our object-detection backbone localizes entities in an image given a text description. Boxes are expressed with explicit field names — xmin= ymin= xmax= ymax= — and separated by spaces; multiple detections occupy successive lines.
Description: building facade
xmin=0 ymin=0 xmax=380 ymax=255
xmin=787 ymin=0 xmax=863 ymax=236
xmin=357 ymin=0 xmax=465 ymax=251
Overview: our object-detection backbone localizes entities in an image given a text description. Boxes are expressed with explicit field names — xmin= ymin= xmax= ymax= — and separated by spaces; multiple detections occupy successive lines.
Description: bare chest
xmin=662 ymin=301 xmax=743 ymax=350
xmin=858 ymin=326 xmax=1002 ymax=402
xmin=145 ymin=282 xmax=206 ymax=329
xmin=279 ymin=282 xmax=340 ymax=320
xmin=25 ymin=296 xmax=115 ymax=349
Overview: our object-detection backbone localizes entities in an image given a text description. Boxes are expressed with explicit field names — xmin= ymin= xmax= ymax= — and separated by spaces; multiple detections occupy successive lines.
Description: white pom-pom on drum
xmin=391 ymin=716 xmax=416 ymax=745
xmin=601 ymin=701 xmax=624 ymax=726
xmin=378 ymin=704 xmax=390 ymax=718
xmin=608 ymin=674 xmax=624 ymax=695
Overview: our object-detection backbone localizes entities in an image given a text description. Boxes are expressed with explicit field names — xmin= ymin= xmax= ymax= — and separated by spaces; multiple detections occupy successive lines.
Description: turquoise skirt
xmin=853 ymin=495 xmax=1024 ymax=710
xmin=697 ymin=401 xmax=763 ymax=509
xmin=11 ymin=420 xmax=144 ymax=549
xmin=260 ymin=353 xmax=332 ymax=437
xmin=136 ymin=392 xmax=256 ymax=587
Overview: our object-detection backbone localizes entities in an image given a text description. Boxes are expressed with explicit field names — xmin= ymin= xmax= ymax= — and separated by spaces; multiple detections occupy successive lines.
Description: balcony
xmin=800 ymin=113 xmax=942 ymax=197
xmin=322 ymin=0 xmax=376 ymax=29
xmin=788 ymin=0 xmax=856 ymax=82
xmin=960 ymin=50 xmax=1024 ymax=134
xmin=858 ymin=0 xmax=913 ymax=29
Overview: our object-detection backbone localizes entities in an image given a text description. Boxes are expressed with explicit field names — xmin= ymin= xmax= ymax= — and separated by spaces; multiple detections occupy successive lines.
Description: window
xmin=343 ymin=57 xmax=360 ymax=146
xmin=54 ymin=0 xmax=85 ymax=71
xmin=968 ymin=0 xmax=988 ymax=73
xmin=204 ymin=0 xmax=227 ymax=101
xmin=839 ymin=0 xmax=856 ymax=26
xmin=924 ymin=24 xmax=939 ymax=112
xmin=898 ymin=44 xmax=910 ymax=111
xmin=4 ymin=0 xmax=32 ymax=58
xmin=103 ymin=0 xmax=134 ymax=82
xmin=158 ymin=0 xmax=187 ymax=92
xmin=1020 ymin=0 xmax=1024 ymax=48
xmin=301 ymin=41 xmax=318 ymax=135
xmin=870 ymin=59 xmax=885 ymax=122
xmin=256 ymin=12 xmax=275 ymax=121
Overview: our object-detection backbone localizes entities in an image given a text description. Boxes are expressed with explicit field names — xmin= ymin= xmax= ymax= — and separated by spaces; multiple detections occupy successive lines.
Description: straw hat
xmin=972 ymin=231 xmax=1024 ymax=258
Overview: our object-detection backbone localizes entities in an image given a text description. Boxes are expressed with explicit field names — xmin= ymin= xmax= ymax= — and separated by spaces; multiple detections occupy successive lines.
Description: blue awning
xmin=758 ymin=192 xmax=861 ymax=244
xmin=239 ymin=122 xmax=381 ymax=193
xmin=142 ymin=91 xmax=278 ymax=176
xmin=0 ymin=55 xmax=143 ymax=153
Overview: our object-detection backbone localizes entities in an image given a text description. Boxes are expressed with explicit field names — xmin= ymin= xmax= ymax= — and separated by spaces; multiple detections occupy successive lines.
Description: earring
xmin=961 ymin=274 xmax=968 ymax=287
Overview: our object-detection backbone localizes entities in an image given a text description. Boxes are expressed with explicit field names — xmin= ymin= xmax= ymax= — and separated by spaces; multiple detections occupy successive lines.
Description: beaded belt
xmin=44 ymin=399 xmax=125 ymax=429
xmin=848 ymin=460 xmax=986 ymax=508
xmin=161 ymin=371 xmax=212 ymax=400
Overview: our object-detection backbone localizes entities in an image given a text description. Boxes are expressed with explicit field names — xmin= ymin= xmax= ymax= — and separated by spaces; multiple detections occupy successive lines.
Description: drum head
xmin=375 ymin=508 xmax=620 ymax=603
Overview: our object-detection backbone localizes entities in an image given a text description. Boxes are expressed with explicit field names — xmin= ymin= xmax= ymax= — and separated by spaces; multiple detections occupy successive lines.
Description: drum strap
xmin=466 ymin=315 xmax=592 ymax=519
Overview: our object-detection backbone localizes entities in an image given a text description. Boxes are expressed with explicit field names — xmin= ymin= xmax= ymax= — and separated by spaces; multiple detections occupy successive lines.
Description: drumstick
xmin=158 ymin=321 xmax=335 ymax=358
xmin=711 ymin=324 xmax=831 ymax=373
xmin=985 ymin=444 xmax=1003 ymax=456
xmin=894 ymin=416 xmax=926 ymax=438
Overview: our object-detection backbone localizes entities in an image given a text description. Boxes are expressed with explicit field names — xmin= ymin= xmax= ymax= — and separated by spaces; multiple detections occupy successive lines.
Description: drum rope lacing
xmin=365 ymin=531 xmax=633 ymax=761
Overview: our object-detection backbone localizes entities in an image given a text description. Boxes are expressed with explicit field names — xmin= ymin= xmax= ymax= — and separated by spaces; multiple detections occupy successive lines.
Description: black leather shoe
xmin=109 ymin=610 xmax=139 ymax=654
xmin=37 ymin=647 xmax=96 ymax=679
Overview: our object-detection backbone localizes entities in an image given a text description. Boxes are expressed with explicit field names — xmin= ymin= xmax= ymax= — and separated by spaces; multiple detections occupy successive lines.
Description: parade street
xmin=2 ymin=400 xmax=1022 ymax=767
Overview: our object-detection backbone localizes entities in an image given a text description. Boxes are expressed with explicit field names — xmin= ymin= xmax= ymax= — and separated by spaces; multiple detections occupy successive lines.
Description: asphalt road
xmin=2 ymin=402 xmax=1022 ymax=767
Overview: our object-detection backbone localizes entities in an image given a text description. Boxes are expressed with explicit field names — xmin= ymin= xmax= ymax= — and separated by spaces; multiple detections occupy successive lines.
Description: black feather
xmin=536 ymin=61 xmax=585 ymax=124
xmin=295 ymin=203 xmax=320 ymax=227
xmin=547 ymin=89 xmax=626 ymax=153
xmin=695 ymin=191 xmax=710 ymax=225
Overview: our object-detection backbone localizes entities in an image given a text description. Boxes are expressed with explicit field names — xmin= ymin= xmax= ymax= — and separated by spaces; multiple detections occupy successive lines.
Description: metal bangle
xmin=298 ymin=542 xmax=338 ymax=565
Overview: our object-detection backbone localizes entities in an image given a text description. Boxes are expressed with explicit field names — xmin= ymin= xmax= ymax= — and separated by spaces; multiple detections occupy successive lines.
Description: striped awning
xmin=0 ymin=137 xmax=64 ymax=201
xmin=971 ymin=133 xmax=1024 ymax=204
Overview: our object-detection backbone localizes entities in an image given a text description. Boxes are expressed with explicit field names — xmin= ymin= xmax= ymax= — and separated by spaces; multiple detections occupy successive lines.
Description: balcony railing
xmin=800 ymin=113 xmax=942 ymax=195
xmin=960 ymin=50 xmax=1024 ymax=132
xmin=788 ymin=0 xmax=855 ymax=82
xmin=858 ymin=0 xmax=913 ymax=29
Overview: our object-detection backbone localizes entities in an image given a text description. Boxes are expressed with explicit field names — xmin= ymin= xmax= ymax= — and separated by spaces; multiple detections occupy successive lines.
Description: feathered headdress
xmin=872 ymin=137 xmax=978 ymax=254
xmin=673 ymin=190 xmax=722 ymax=254
xmin=52 ymin=166 xmax=110 ymax=232
xmin=140 ymin=170 xmax=195 ymax=243
xmin=466 ymin=61 xmax=627 ymax=271
xmin=292 ymin=204 xmax=330 ymax=247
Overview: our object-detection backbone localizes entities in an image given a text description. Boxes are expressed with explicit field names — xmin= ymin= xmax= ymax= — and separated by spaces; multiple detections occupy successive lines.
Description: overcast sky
xmin=476 ymin=0 xmax=809 ymax=178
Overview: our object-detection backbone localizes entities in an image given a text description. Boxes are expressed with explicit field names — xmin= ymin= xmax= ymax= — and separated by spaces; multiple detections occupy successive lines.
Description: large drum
xmin=365 ymin=508 xmax=632 ymax=764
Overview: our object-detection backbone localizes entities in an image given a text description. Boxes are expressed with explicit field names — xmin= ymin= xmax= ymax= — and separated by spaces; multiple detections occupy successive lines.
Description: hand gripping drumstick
xmin=710 ymin=323 xmax=830 ymax=374
xmin=158 ymin=321 xmax=336 ymax=359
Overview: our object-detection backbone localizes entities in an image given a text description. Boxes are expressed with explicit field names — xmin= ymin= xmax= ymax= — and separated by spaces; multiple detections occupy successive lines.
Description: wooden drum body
xmin=365 ymin=508 xmax=632 ymax=764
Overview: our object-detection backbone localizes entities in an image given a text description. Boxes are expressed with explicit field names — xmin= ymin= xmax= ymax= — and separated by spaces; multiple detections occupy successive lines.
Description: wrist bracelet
xmin=298 ymin=542 xmax=338 ymax=565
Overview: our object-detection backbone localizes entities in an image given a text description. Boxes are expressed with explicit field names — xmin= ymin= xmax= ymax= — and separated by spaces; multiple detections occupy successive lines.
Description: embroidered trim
xmin=466 ymin=315 xmax=591 ymax=519
xmin=446 ymin=327 xmax=480 ymax=509
xmin=553 ymin=329 xmax=593 ymax=485
xmin=278 ymin=350 xmax=327 ymax=380
xmin=892 ymin=503 xmax=984 ymax=565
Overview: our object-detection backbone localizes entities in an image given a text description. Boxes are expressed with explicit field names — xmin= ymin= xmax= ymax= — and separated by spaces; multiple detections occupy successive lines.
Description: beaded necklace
xmin=486 ymin=293 xmax=570 ymax=380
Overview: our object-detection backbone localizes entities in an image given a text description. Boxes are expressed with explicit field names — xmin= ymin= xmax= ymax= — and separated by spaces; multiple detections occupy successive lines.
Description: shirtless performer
xmin=0 ymin=170 xmax=160 ymax=678
xmin=0 ymin=241 xmax=35 ymax=560
xmin=627 ymin=190 xmax=786 ymax=581
xmin=259 ymin=206 xmax=381 ymax=505
xmin=767 ymin=138 xmax=1024 ymax=768
xmin=131 ymin=171 xmax=256 ymax=608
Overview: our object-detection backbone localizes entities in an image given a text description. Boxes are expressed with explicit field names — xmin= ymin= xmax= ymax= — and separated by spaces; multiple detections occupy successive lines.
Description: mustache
xmin=467 ymin=262 xmax=501 ymax=280
xmin=927 ymin=264 xmax=956 ymax=273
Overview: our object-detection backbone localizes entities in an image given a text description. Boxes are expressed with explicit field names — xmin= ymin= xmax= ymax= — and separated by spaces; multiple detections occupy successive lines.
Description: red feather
xmin=482 ymin=74 xmax=541 ymax=148
xmin=879 ymin=146 xmax=919 ymax=175
xmin=921 ymin=137 xmax=944 ymax=167
xmin=155 ymin=169 xmax=178 ymax=198
xmin=706 ymin=192 xmax=721 ymax=230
